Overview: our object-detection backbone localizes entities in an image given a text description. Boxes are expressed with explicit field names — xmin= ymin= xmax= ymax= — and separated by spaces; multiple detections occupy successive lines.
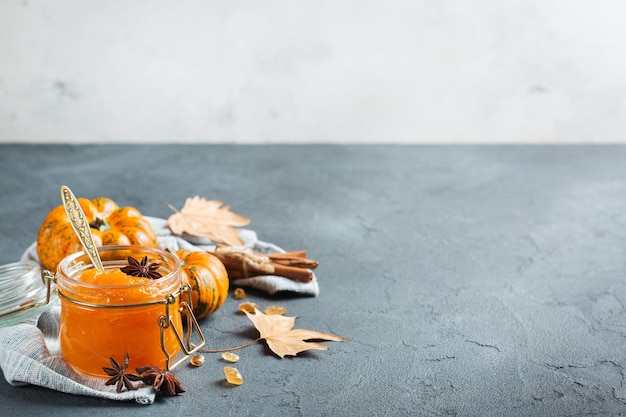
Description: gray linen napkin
xmin=0 ymin=218 xmax=318 ymax=403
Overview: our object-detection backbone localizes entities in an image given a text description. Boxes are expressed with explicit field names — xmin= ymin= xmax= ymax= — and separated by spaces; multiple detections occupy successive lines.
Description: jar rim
xmin=56 ymin=245 xmax=181 ymax=290
xmin=0 ymin=260 xmax=39 ymax=283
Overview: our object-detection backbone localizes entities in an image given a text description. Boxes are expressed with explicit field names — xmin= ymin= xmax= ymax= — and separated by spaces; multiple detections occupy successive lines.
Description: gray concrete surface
xmin=1 ymin=144 xmax=626 ymax=416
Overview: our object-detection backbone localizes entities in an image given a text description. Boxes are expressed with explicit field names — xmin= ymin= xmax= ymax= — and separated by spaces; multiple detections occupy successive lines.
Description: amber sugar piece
xmin=224 ymin=367 xmax=243 ymax=385
xmin=238 ymin=302 xmax=258 ymax=313
xmin=233 ymin=288 xmax=246 ymax=299
xmin=189 ymin=354 xmax=205 ymax=367
xmin=264 ymin=305 xmax=287 ymax=315
xmin=221 ymin=352 xmax=239 ymax=363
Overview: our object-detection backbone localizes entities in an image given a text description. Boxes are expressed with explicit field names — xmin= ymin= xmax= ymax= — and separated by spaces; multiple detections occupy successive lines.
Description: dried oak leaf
xmin=167 ymin=196 xmax=250 ymax=246
xmin=244 ymin=308 xmax=347 ymax=358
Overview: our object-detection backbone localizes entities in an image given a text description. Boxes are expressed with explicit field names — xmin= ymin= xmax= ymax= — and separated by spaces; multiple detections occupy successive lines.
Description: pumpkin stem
xmin=89 ymin=217 xmax=110 ymax=232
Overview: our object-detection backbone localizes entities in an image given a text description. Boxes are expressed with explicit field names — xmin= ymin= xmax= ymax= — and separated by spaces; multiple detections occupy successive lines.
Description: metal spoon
xmin=60 ymin=185 xmax=104 ymax=271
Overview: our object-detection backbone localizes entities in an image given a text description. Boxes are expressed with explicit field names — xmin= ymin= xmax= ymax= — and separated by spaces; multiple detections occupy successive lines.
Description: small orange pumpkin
xmin=36 ymin=197 xmax=159 ymax=271
xmin=176 ymin=249 xmax=229 ymax=319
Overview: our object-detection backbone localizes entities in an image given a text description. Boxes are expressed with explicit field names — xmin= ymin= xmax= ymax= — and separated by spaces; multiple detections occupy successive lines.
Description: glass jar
xmin=0 ymin=260 xmax=54 ymax=327
xmin=55 ymin=245 xmax=184 ymax=378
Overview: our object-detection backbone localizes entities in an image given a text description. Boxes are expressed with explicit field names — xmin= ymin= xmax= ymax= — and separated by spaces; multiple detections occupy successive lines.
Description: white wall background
xmin=1 ymin=0 xmax=626 ymax=144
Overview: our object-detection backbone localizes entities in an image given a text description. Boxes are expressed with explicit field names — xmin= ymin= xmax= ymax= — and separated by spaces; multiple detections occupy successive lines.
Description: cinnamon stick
xmin=268 ymin=251 xmax=308 ymax=259
xmin=269 ymin=262 xmax=313 ymax=282
xmin=221 ymin=260 xmax=313 ymax=283
xmin=212 ymin=247 xmax=316 ymax=283
xmin=266 ymin=251 xmax=318 ymax=269
xmin=269 ymin=257 xmax=318 ymax=270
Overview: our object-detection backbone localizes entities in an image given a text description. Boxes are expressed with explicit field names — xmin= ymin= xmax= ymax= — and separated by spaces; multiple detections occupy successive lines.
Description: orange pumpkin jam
xmin=56 ymin=248 xmax=183 ymax=378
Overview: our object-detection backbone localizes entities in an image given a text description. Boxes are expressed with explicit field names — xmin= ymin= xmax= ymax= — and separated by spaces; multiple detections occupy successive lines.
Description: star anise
xmin=136 ymin=365 xmax=185 ymax=396
xmin=103 ymin=353 xmax=142 ymax=393
xmin=120 ymin=256 xmax=162 ymax=279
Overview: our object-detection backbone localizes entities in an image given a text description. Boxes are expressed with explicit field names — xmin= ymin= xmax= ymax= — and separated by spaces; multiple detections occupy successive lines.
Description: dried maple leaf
xmin=167 ymin=196 xmax=250 ymax=246
xmin=244 ymin=308 xmax=346 ymax=358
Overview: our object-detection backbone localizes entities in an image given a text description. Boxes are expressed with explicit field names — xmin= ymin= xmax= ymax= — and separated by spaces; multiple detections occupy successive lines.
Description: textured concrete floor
xmin=1 ymin=144 xmax=626 ymax=416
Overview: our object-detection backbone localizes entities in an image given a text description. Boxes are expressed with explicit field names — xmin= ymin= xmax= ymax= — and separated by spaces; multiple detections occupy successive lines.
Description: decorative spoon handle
xmin=60 ymin=185 xmax=104 ymax=271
